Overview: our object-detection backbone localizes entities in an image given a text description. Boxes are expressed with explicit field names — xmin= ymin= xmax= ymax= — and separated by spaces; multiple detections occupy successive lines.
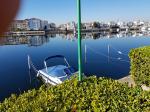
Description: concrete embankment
xmin=6 ymin=31 xmax=45 ymax=36
xmin=118 ymin=75 xmax=150 ymax=91
xmin=118 ymin=75 xmax=136 ymax=87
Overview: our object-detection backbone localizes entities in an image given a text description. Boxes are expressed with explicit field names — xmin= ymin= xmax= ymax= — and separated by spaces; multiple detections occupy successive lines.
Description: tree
xmin=93 ymin=22 xmax=100 ymax=28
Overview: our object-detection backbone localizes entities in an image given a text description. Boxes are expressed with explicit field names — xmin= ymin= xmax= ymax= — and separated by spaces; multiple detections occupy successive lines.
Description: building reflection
xmin=59 ymin=33 xmax=77 ymax=42
xmin=0 ymin=36 xmax=50 ymax=46
xmin=28 ymin=36 xmax=49 ymax=46
xmin=59 ymin=31 xmax=150 ymax=40
xmin=46 ymin=34 xmax=56 ymax=38
xmin=0 ymin=31 xmax=150 ymax=46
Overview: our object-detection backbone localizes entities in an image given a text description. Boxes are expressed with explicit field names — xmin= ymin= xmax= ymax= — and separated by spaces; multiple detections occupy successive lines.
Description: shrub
xmin=129 ymin=46 xmax=150 ymax=87
xmin=0 ymin=76 xmax=150 ymax=112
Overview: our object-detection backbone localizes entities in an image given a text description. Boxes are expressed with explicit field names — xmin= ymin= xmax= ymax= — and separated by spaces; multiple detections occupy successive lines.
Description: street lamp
xmin=77 ymin=0 xmax=82 ymax=81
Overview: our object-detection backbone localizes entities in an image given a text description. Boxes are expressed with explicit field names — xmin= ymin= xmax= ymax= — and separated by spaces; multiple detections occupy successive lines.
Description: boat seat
xmin=64 ymin=67 xmax=76 ymax=76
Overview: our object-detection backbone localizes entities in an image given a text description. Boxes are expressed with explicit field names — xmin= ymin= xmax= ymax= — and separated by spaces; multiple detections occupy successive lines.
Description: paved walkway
xmin=118 ymin=75 xmax=136 ymax=87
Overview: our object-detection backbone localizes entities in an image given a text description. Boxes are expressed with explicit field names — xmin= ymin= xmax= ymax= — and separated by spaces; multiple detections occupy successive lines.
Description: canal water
xmin=0 ymin=33 xmax=150 ymax=101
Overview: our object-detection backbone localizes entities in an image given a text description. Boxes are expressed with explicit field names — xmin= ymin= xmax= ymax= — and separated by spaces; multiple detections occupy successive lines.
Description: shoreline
xmin=2 ymin=28 xmax=142 ymax=36
xmin=118 ymin=75 xmax=136 ymax=87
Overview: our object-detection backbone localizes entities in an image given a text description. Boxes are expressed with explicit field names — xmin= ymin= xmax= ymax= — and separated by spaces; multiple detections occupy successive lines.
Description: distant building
xmin=27 ymin=18 xmax=41 ymax=30
xmin=83 ymin=23 xmax=93 ymax=30
xmin=117 ymin=21 xmax=127 ymax=27
xmin=9 ymin=20 xmax=29 ymax=31
xmin=47 ymin=23 xmax=56 ymax=30
xmin=144 ymin=21 xmax=150 ymax=27
xmin=92 ymin=22 xmax=100 ymax=29
xmin=58 ymin=24 xmax=67 ymax=30
xmin=100 ymin=23 xmax=109 ymax=29
xmin=127 ymin=22 xmax=134 ymax=27
xmin=66 ymin=21 xmax=76 ymax=30
xmin=108 ymin=21 xmax=117 ymax=27
xmin=41 ymin=20 xmax=49 ymax=30
xmin=134 ymin=21 xmax=144 ymax=26
xmin=58 ymin=22 xmax=76 ymax=30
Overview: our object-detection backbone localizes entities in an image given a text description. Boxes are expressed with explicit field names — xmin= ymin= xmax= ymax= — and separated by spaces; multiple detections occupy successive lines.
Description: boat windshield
xmin=41 ymin=65 xmax=68 ymax=77
xmin=41 ymin=65 xmax=77 ymax=81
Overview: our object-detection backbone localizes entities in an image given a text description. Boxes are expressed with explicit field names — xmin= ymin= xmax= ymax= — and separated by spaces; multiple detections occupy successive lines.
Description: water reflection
xmin=1 ymin=31 xmax=150 ymax=46
xmin=59 ymin=31 xmax=150 ymax=40
xmin=0 ymin=36 xmax=48 ymax=46
xmin=28 ymin=36 xmax=49 ymax=46
xmin=1 ymin=31 xmax=150 ymax=101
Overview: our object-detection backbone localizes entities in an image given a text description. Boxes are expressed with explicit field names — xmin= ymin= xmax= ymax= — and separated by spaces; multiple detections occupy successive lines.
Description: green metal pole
xmin=77 ymin=0 xmax=82 ymax=81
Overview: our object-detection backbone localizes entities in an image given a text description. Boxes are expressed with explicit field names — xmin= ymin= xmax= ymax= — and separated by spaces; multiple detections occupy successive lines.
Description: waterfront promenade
xmin=4 ymin=26 xmax=141 ymax=36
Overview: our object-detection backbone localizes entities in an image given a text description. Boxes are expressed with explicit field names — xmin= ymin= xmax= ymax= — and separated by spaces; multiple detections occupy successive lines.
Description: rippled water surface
xmin=0 ymin=33 xmax=150 ymax=101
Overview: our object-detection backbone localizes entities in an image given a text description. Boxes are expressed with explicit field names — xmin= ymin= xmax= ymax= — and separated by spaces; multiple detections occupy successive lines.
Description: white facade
xmin=10 ymin=20 xmax=29 ymax=31
xmin=28 ymin=18 xmax=41 ymax=30
xmin=84 ymin=23 xmax=93 ymax=30
xmin=47 ymin=23 xmax=56 ymax=30
xmin=66 ymin=21 xmax=76 ymax=30
xmin=59 ymin=24 xmax=67 ymax=30
xmin=108 ymin=21 xmax=117 ymax=26
xmin=41 ymin=20 xmax=49 ymax=30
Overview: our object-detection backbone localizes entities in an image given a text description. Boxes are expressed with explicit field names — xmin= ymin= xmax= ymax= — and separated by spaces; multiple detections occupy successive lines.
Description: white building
xmin=59 ymin=24 xmax=67 ymax=30
xmin=66 ymin=21 xmax=76 ymax=30
xmin=107 ymin=21 xmax=117 ymax=26
xmin=84 ymin=23 xmax=93 ymax=30
xmin=28 ymin=18 xmax=41 ymax=30
xmin=41 ymin=20 xmax=49 ymax=30
xmin=117 ymin=21 xmax=127 ymax=27
xmin=59 ymin=22 xmax=76 ymax=30
xmin=127 ymin=22 xmax=134 ymax=27
xmin=47 ymin=23 xmax=56 ymax=30
xmin=10 ymin=20 xmax=29 ymax=31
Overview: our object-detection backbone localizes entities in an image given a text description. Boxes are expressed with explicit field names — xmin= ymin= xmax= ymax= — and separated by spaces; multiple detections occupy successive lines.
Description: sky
xmin=17 ymin=0 xmax=150 ymax=25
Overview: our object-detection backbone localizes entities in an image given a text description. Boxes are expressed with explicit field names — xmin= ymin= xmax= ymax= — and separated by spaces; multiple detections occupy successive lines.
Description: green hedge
xmin=0 ymin=76 xmax=150 ymax=112
xmin=129 ymin=46 xmax=150 ymax=87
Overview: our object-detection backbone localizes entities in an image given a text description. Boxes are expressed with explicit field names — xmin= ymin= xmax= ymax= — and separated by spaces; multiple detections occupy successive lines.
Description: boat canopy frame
xmin=44 ymin=55 xmax=70 ymax=74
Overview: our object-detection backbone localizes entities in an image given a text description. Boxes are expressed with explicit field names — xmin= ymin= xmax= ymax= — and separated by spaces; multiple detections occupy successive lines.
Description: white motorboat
xmin=28 ymin=55 xmax=77 ymax=85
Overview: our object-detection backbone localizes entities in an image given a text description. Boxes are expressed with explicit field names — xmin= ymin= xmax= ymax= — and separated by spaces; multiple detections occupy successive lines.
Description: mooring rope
xmin=85 ymin=45 xmax=130 ymax=63
xmin=109 ymin=44 xmax=129 ymax=56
